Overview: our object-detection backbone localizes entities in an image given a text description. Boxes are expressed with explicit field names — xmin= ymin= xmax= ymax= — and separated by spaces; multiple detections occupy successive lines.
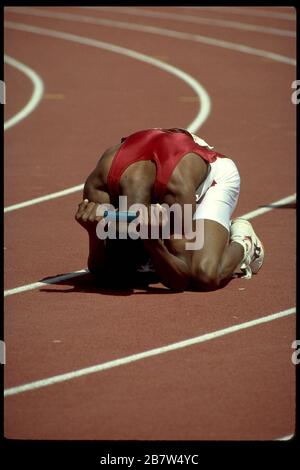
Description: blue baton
xmin=103 ymin=210 xmax=138 ymax=222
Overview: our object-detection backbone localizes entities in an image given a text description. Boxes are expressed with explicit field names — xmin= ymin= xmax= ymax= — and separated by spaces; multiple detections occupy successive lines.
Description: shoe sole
xmin=251 ymin=238 xmax=264 ymax=274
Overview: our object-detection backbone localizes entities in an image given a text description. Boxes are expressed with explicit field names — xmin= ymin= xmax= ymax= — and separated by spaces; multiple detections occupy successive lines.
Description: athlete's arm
xmin=75 ymin=167 xmax=111 ymax=230
xmin=141 ymin=187 xmax=199 ymax=291
xmin=75 ymin=147 xmax=116 ymax=275
xmin=82 ymin=146 xmax=116 ymax=205
xmin=143 ymin=238 xmax=191 ymax=291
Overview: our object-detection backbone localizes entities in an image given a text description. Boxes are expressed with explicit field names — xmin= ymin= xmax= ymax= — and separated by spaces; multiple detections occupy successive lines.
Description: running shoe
xmin=230 ymin=218 xmax=264 ymax=279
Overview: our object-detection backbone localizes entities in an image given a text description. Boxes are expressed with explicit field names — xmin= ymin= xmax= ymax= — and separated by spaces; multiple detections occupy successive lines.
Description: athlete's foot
xmin=230 ymin=218 xmax=264 ymax=279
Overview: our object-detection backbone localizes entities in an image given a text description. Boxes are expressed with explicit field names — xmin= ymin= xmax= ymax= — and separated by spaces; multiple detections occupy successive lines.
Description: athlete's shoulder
xmin=87 ymin=143 xmax=121 ymax=184
xmin=120 ymin=128 xmax=160 ymax=142
xmin=189 ymin=133 xmax=214 ymax=149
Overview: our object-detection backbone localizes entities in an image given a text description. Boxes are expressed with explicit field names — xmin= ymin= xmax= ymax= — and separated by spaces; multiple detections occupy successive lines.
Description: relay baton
xmin=103 ymin=210 xmax=138 ymax=222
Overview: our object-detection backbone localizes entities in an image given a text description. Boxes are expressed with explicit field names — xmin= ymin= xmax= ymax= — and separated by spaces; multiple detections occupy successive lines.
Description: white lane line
xmin=4 ymin=184 xmax=84 ymax=213
xmin=276 ymin=433 xmax=295 ymax=441
xmin=3 ymin=12 xmax=296 ymax=404
xmin=4 ymin=21 xmax=210 ymax=213
xmin=4 ymin=307 xmax=295 ymax=397
xmin=3 ymin=7 xmax=296 ymax=214
xmin=4 ymin=269 xmax=88 ymax=297
xmin=184 ymin=6 xmax=296 ymax=21
xmin=4 ymin=7 xmax=296 ymax=214
xmin=241 ymin=193 xmax=296 ymax=220
xmin=4 ymin=20 xmax=211 ymax=136
xmin=4 ymin=192 xmax=296 ymax=298
xmin=5 ymin=9 xmax=296 ymax=66
xmin=4 ymin=54 xmax=44 ymax=131
xmin=3 ymin=21 xmax=296 ymax=297
xmin=81 ymin=6 xmax=295 ymax=38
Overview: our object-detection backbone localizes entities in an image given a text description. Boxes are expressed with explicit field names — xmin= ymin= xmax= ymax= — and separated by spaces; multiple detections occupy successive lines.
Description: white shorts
xmin=193 ymin=157 xmax=240 ymax=231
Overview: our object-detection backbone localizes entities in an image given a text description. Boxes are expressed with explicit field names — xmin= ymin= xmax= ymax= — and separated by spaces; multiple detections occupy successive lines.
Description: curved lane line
xmin=5 ymin=9 xmax=296 ymax=66
xmin=81 ymin=6 xmax=296 ymax=38
xmin=4 ymin=20 xmax=211 ymax=213
xmin=185 ymin=6 xmax=296 ymax=21
xmin=4 ymin=21 xmax=211 ymax=135
xmin=276 ymin=434 xmax=295 ymax=441
xmin=4 ymin=54 xmax=44 ymax=131
xmin=4 ymin=307 xmax=295 ymax=396
xmin=4 ymin=8 xmax=296 ymax=213
xmin=3 ymin=10 xmax=296 ymax=412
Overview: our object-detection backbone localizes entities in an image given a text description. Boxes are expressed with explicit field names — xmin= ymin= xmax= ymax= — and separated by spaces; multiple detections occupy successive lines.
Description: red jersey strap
xmin=152 ymin=133 xmax=225 ymax=201
xmin=108 ymin=129 xmax=225 ymax=202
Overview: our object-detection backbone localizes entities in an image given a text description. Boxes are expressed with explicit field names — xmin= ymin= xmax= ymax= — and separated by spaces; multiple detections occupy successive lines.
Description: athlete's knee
xmin=191 ymin=258 xmax=220 ymax=291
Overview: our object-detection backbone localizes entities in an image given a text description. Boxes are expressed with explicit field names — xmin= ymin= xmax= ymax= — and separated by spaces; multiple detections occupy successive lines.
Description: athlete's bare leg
xmin=218 ymin=241 xmax=244 ymax=283
xmin=190 ymin=219 xmax=243 ymax=290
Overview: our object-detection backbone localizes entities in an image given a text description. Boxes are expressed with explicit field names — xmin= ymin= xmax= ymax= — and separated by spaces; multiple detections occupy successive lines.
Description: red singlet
xmin=107 ymin=128 xmax=225 ymax=201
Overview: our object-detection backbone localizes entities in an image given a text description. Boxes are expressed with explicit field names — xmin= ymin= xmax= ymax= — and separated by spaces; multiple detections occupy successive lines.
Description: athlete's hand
xmin=75 ymin=199 xmax=109 ymax=232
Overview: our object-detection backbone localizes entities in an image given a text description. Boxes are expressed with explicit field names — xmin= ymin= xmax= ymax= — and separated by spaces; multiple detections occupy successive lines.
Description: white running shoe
xmin=230 ymin=218 xmax=264 ymax=279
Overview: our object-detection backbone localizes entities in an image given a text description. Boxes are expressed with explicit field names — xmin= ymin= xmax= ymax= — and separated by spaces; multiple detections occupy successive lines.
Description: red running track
xmin=4 ymin=6 xmax=296 ymax=440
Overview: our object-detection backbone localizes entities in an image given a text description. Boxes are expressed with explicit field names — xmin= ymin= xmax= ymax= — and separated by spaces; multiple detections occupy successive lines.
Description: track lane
xmin=4 ymin=315 xmax=295 ymax=440
xmin=4 ymin=55 xmax=44 ymax=131
xmin=4 ymin=192 xmax=296 ymax=295
xmin=178 ymin=6 xmax=296 ymax=22
xmin=4 ymin=6 xmax=296 ymax=440
xmin=4 ymin=10 xmax=295 ymax=288
xmin=4 ymin=207 xmax=296 ymax=389
xmin=4 ymin=24 xmax=210 ymax=206
xmin=80 ymin=6 xmax=296 ymax=38
xmin=4 ymin=7 xmax=294 ymax=207
xmin=6 ymin=7 xmax=296 ymax=61
xmin=4 ymin=58 xmax=33 ymax=122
